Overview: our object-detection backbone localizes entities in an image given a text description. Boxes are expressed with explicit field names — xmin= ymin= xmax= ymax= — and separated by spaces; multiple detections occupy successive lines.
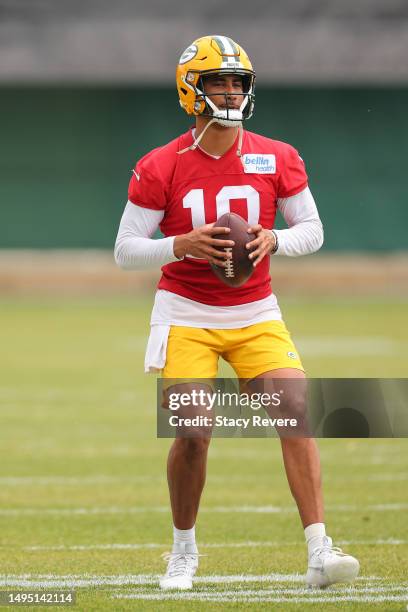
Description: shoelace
xmin=311 ymin=544 xmax=347 ymax=558
xmin=161 ymin=551 xmax=203 ymax=577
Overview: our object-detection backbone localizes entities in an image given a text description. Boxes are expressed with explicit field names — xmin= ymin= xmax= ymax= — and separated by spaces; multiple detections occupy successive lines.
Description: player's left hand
xmin=246 ymin=224 xmax=276 ymax=267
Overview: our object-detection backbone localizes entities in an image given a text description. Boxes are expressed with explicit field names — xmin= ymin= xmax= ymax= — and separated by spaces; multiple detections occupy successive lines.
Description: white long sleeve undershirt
xmin=114 ymin=187 xmax=323 ymax=270
xmin=114 ymin=206 xmax=176 ymax=270
xmin=273 ymin=188 xmax=324 ymax=256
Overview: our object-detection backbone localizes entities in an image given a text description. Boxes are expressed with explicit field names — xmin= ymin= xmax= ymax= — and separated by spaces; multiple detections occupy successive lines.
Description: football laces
xmin=224 ymin=247 xmax=234 ymax=278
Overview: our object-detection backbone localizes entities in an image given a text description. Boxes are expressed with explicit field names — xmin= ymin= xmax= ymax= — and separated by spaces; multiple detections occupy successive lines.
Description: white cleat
xmin=306 ymin=536 xmax=360 ymax=588
xmin=160 ymin=544 xmax=199 ymax=590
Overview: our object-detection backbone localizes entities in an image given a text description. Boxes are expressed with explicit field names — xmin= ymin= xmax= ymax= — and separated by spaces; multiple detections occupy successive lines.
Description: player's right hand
xmin=173 ymin=224 xmax=235 ymax=267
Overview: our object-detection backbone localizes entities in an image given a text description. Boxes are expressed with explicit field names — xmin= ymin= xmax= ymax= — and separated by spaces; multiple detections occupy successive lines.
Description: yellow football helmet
xmin=176 ymin=35 xmax=255 ymax=127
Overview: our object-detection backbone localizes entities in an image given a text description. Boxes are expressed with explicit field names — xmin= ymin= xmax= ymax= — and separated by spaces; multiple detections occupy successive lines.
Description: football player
xmin=115 ymin=35 xmax=359 ymax=590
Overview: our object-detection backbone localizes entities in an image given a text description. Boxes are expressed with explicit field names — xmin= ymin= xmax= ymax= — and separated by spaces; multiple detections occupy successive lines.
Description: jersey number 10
xmin=183 ymin=185 xmax=260 ymax=227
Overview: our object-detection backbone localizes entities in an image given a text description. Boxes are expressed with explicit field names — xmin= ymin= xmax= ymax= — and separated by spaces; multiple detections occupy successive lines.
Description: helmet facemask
xmin=194 ymin=71 xmax=255 ymax=127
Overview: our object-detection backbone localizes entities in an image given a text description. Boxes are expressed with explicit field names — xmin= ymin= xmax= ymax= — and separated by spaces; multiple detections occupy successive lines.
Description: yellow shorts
xmin=162 ymin=320 xmax=304 ymax=380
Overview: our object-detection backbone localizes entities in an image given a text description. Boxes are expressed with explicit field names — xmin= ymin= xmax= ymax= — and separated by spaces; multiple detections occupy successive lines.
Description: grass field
xmin=0 ymin=295 xmax=407 ymax=610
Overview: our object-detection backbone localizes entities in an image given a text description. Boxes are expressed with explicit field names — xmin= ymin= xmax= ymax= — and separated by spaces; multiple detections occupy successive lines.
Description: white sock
xmin=304 ymin=522 xmax=327 ymax=557
xmin=172 ymin=525 xmax=197 ymax=553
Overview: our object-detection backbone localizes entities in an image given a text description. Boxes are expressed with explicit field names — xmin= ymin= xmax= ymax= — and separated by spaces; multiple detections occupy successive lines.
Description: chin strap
xmin=178 ymin=122 xmax=245 ymax=165
xmin=236 ymin=125 xmax=244 ymax=161
xmin=236 ymin=125 xmax=247 ymax=171
xmin=177 ymin=118 xmax=218 ymax=154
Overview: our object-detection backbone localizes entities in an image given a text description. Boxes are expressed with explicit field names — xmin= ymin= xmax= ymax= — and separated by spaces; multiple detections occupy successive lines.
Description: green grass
xmin=0 ymin=296 xmax=407 ymax=610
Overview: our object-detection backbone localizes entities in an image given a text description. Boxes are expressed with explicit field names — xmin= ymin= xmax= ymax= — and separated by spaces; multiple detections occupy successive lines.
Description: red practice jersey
xmin=128 ymin=129 xmax=308 ymax=306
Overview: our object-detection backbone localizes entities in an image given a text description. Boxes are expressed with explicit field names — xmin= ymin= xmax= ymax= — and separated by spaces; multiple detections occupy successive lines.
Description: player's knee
xmin=281 ymin=391 xmax=307 ymax=421
xmin=174 ymin=437 xmax=211 ymax=459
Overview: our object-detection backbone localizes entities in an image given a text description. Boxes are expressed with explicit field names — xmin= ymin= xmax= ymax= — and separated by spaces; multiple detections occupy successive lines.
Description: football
xmin=210 ymin=212 xmax=256 ymax=287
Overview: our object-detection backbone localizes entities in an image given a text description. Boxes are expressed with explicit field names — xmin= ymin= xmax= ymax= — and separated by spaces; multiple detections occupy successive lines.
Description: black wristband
xmin=270 ymin=230 xmax=279 ymax=254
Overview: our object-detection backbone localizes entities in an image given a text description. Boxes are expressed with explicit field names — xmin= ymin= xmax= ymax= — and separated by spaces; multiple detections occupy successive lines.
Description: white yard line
xmin=116 ymin=585 xmax=408 ymax=596
xmin=0 ymin=476 xmax=155 ymax=485
xmin=0 ymin=472 xmax=407 ymax=486
xmin=112 ymin=585 xmax=408 ymax=600
xmin=116 ymin=586 xmax=408 ymax=595
xmin=203 ymin=504 xmax=408 ymax=513
xmin=367 ymin=473 xmax=408 ymax=481
xmin=1 ymin=503 xmax=407 ymax=516
xmin=0 ymin=574 xmax=383 ymax=588
xmin=24 ymin=543 xmax=165 ymax=551
xmin=113 ymin=593 xmax=408 ymax=603
xmin=21 ymin=538 xmax=408 ymax=551
xmin=0 ymin=507 xmax=167 ymax=516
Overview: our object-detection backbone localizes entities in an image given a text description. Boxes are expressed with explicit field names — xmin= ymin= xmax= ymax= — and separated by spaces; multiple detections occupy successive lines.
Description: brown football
xmin=210 ymin=213 xmax=256 ymax=287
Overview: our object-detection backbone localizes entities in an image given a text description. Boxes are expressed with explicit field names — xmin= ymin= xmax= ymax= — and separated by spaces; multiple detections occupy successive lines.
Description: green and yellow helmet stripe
xmin=211 ymin=35 xmax=240 ymax=62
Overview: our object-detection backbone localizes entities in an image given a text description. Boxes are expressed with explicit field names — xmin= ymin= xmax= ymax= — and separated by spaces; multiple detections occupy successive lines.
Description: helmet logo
xmin=179 ymin=44 xmax=198 ymax=65
xmin=186 ymin=72 xmax=195 ymax=83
